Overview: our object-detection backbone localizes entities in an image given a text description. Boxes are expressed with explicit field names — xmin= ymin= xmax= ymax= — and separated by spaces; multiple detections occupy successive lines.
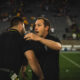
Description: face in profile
xmin=35 ymin=19 xmax=46 ymax=37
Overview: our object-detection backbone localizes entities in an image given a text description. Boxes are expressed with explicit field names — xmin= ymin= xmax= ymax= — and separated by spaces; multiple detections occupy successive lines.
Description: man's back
xmin=0 ymin=29 xmax=24 ymax=77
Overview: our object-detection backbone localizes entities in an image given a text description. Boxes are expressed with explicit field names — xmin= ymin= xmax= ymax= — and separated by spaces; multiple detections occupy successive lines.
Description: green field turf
xmin=20 ymin=52 xmax=80 ymax=80
xmin=60 ymin=52 xmax=80 ymax=80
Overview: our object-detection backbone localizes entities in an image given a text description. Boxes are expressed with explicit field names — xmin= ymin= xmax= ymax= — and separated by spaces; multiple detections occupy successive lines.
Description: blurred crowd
xmin=0 ymin=0 xmax=80 ymax=40
xmin=63 ymin=16 xmax=80 ymax=40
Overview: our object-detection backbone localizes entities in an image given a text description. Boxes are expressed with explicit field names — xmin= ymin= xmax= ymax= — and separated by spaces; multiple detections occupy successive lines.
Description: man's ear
xmin=18 ymin=23 xmax=22 ymax=30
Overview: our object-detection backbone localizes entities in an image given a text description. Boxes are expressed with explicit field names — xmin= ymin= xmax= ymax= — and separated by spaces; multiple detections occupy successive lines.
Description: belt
xmin=0 ymin=68 xmax=19 ymax=80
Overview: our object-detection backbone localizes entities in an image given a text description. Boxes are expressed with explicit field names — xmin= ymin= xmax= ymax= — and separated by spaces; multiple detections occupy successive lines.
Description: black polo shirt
xmin=0 ymin=29 xmax=25 ymax=74
xmin=43 ymin=34 xmax=61 ymax=80
xmin=24 ymin=34 xmax=61 ymax=80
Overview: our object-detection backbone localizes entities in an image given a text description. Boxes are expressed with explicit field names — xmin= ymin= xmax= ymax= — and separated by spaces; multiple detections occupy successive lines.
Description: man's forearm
xmin=24 ymin=50 xmax=44 ymax=79
xmin=39 ymin=37 xmax=62 ymax=50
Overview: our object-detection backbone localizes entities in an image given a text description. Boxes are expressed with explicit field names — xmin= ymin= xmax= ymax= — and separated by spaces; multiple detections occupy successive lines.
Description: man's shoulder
xmin=0 ymin=30 xmax=19 ymax=37
xmin=0 ymin=31 xmax=9 ymax=39
xmin=46 ymin=34 xmax=61 ymax=42
xmin=0 ymin=30 xmax=22 ymax=43
xmin=25 ymin=40 xmax=40 ymax=46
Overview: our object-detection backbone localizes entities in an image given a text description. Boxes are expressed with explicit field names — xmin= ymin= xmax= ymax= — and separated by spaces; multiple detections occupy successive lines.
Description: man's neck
xmin=43 ymin=32 xmax=48 ymax=38
xmin=10 ymin=26 xmax=21 ymax=34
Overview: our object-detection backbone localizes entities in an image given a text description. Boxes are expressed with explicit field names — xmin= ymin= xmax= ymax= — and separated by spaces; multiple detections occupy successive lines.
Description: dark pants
xmin=0 ymin=71 xmax=11 ymax=80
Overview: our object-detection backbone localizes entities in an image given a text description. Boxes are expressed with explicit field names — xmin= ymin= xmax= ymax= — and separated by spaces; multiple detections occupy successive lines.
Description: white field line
xmin=60 ymin=51 xmax=80 ymax=54
xmin=61 ymin=54 xmax=80 ymax=68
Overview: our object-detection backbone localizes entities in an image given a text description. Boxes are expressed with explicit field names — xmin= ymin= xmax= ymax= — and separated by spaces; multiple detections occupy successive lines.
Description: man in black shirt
xmin=24 ymin=17 xmax=62 ymax=80
xmin=0 ymin=16 xmax=44 ymax=80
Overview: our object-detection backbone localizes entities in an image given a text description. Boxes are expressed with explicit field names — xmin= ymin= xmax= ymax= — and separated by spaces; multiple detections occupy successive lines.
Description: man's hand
xmin=24 ymin=33 xmax=41 ymax=41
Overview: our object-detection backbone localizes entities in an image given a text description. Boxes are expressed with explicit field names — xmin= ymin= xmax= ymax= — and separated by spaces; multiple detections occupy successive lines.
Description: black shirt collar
xmin=8 ymin=29 xmax=18 ymax=32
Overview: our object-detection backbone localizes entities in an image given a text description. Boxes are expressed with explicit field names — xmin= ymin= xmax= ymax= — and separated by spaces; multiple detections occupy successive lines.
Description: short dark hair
xmin=10 ymin=16 xmax=24 ymax=27
xmin=37 ymin=17 xmax=51 ymax=32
